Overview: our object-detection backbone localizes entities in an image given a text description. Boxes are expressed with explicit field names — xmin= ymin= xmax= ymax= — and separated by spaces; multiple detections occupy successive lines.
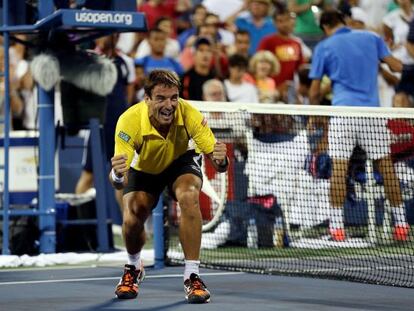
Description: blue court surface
xmin=0 ymin=265 xmax=413 ymax=311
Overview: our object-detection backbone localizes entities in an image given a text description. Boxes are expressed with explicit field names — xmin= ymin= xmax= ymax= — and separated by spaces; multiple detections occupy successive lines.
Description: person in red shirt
xmin=257 ymin=8 xmax=305 ymax=101
xmin=138 ymin=0 xmax=192 ymax=34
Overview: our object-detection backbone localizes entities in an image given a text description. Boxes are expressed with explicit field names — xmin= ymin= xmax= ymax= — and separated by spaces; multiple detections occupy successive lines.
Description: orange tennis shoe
xmin=393 ymin=224 xmax=409 ymax=242
xmin=330 ymin=228 xmax=346 ymax=242
xmin=115 ymin=263 xmax=145 ymax=299
xmin=184 ymin=273 xmax=211 ymax=304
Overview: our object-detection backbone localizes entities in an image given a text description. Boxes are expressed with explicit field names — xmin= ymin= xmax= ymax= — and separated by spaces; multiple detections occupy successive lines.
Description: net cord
xmin=190 ymin=101 xmax=414 ymax=119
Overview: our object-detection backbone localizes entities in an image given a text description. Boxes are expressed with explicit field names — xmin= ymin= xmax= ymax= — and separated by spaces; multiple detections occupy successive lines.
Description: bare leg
xmin=75 ymin=170 xmax=93 ymax=194
xmin=376 ymin=156 xmax=403 ymax=207
xmin=115 ymin=189 xmax=124 ymax=213
xmin=173 ymin=174 xmax=203 ymax=260
xmin=330 ymin=158 xmax=349 ymax=208
xmin=375 ymin=156 xmax=408 ymax=240
xmin=122 ymin=191 xmax=156 ymax=254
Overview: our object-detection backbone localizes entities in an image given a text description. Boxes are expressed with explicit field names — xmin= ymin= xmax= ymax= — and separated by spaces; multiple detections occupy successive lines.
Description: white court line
xmin=0 ymin=271 xmax=244 ymax=286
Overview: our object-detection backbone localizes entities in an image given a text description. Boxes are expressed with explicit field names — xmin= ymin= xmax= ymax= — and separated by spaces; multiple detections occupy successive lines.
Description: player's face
xmin=146 ymin=85 xmax=179 ymax=127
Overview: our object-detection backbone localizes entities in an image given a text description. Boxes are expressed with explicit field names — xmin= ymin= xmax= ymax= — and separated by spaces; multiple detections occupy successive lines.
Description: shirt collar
xmin=333 ymin=26 xmax=351 ymax=36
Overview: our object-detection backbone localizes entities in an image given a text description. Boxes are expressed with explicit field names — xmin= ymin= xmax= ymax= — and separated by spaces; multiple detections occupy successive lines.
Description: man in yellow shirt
xmin=110 ymin=69 xmax=228 ymax=304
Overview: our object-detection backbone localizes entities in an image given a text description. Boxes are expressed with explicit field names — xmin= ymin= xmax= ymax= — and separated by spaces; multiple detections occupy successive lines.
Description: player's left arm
xmin=184 ymin=101 xmax=229 ymax=173
xmin=207 ymin=141 xmax=229 ymax=173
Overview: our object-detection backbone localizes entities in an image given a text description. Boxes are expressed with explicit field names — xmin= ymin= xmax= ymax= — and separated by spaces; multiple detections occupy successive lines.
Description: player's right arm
xmin=109 ymin=112 xmax=138 ymax=189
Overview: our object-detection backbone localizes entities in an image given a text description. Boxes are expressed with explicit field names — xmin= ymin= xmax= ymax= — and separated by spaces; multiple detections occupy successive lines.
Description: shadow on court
xmin=1 ymin=265 xmax=414 ymax=310
xmin=75 ymin=298 xmax=186 ymax=311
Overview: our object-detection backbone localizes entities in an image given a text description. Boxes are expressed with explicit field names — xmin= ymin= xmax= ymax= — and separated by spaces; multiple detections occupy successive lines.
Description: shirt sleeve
xmin=182 ymin=101 xmax=216 ymax=154
xmin=309 ymin=43 xmax=325 ymax=80
xmin=375 ymin=33 xmax=391 ymax=60
xmin=114 ymin=113 xmax=138 ymax=169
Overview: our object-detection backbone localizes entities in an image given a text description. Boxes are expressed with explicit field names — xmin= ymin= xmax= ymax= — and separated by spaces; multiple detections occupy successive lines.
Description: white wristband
xmin=111 ymin=169 xmax=125 ymax=184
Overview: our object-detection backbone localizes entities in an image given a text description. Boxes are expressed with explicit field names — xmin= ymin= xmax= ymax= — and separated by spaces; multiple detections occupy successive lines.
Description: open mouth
xmin=159 ymin=110 xmax=174 ymax=121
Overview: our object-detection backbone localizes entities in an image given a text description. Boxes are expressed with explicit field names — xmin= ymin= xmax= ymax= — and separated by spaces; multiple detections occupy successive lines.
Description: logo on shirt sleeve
xmin=118 ymin=131 xmax=131 ymax=143
xmin=201 ymin=117 xmax=208 ymax=127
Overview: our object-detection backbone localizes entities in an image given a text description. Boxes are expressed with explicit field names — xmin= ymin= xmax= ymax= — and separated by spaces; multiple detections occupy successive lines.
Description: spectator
xmin=181 ymin=37 xmax=217 ymax=100
xmin=224 ymin=54 xmax=259 ymax=102
xmin=204 ymin=12 xmax=235 ymax=47
xmin=180 ymin=25 xmax=229 ymax=78
xmin=135 ymin=28 xmax=184 ymax=76
xmin=309 ymin=10 xmax=408 ymax=242
xmin=258 ymin=8 xmax=305 ymax=102
xmin=178 ymin=4 xmax=208 ymax=50
xmin=358 ymin=0 xmax=394 ymax=32
xmin=227 ymin=29 xmax=251 ymax=58
xmin=0 ymin=48 xmax=24 ymax=131
xmin=399 ymin=12 xmax=414 ymax=106
xmin=202 ymin=79 xmax=227 ymax=102
xmin=287 ymin=0 xmax=324 ymax=49
xmin=132 ymin=64 xmax=146 ymax=104
xmin=232 ymin=0 xmax=277 ymax=55
xmin=246 ymin=50 xmax=280 ymax=103
xmin=347 ymin=7 xmax=399 ymax=108
xmin=202 ymin=79 xmax=228 ymax=123
xmin=75 ymin=34 xmax=136 ymax=211
xmin=383 ymin=0 xmax=414 ymax=107
xmin=138 ymin=0 xmax=192 ymax=35
xmin=135 ymin=17 xmax=181 ymax=61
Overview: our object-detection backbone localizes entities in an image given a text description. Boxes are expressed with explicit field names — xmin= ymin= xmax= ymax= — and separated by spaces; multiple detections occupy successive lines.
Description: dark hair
xmin=148 ymin=28 xmax=166 ymax=37
xmin=272 ymin=7 xmax=291 ymax=19
xmin=192 ymin=3 xmax=206 ymax=14
xmin=144 ymin=70 xmax=181 ymax=97
xmin=235 ymin=29 xmax=250 ymax=37
xmin=155 ymin=16 xmax=172 ymax=28
xmin=319 ymin=9 xmax=346 ymax=30
xmin=228 ymin=54 xmax=249 ymax=69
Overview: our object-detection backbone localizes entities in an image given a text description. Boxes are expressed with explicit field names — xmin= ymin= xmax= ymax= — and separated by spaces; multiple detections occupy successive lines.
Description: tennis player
xmin=110 ymin=69 xmax=228 ymax=303
xmin=309 ymin=10 xmax=408 ymax=242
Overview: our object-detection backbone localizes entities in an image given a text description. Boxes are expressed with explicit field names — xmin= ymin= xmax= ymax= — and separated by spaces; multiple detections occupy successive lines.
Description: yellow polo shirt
xmin=114 ymin=99 xmax=216 ymax=174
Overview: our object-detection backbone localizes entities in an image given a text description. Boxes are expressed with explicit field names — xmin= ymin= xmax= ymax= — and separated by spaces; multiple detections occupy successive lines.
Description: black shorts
xmin=123 ymin=150 xmax=203 ymax=201
xmin=395 ymin=64 xmax=414 ymax=96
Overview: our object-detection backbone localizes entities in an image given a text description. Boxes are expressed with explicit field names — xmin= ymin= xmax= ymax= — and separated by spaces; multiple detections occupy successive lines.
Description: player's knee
xmin=176 ymin=188 xmax=200 ymax=211
xmin=123 ymin=197 xmax=151 ymax=224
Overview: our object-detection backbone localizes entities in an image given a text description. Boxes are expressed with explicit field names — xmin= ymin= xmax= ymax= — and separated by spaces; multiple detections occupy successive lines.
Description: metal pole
xmin=153 ymin=197 xmax=164 ymax=269
xmin=38 ymin=88 xmax=56 ymax=253
xmin=89 ymin=118 xmax=109 ymax=252
xmin=2 ymin=0 xmax=11 ymax=255
xmin=36 ymin=0 xmax=57 ymax=253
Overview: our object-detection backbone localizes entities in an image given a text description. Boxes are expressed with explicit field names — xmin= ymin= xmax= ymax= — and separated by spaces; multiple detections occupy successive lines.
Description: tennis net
xmin=165 ymin=101 xmax=414 ymax=287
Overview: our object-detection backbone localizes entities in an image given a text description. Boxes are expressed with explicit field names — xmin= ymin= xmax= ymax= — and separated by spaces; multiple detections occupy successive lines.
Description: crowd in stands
xmin=1 ymin=0 xmax=414 ymax=133
xmin=0 ymin=1 xmax=413 ymax=248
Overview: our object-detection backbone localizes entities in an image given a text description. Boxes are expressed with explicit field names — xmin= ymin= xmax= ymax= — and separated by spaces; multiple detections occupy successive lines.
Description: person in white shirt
xmin=382 ymin=0 xmax=414 ymax=106
xmin=224 ymin=54 xmax=259 ymax=103
xmin=136 ymin=17 xmax=181 ymax=61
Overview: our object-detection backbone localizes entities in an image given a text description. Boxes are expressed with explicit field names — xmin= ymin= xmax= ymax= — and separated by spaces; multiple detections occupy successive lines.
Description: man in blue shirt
xmin=135 ymin=29 xmax=184 ymax=76
xmin=309 ymin=10 xmax=409 ymax=242
xmin=234 ymin=0 xmax=276 ymax=55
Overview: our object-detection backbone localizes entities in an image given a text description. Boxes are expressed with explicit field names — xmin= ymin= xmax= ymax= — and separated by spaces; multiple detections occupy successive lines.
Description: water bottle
xmin=247 ymin=218 xmax=258 ymax=249
xmin=273 ymin=216 xmax=284 ymax=248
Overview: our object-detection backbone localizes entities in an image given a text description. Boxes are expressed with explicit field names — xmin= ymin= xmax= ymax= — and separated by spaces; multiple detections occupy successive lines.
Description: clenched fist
xmin=111 ymin=154 xmax=128 ymax=179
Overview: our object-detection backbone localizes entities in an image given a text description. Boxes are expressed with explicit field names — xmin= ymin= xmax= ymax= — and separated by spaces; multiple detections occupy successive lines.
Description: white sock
xmin=127 ymin=252 xmax=141 ymax=269
xmin=330 ymin=207 xmax=344 ymax=230
xmin=392 ymin=204 xmax=407 ymax=226
xmin=184 ymin=260 xmax=200 ymax=281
